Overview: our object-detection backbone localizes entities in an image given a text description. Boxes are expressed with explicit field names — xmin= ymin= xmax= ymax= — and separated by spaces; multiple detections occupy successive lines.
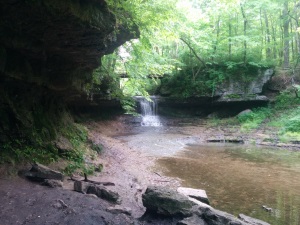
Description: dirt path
xmin=0 ymin=116 xmax=180 ymax=225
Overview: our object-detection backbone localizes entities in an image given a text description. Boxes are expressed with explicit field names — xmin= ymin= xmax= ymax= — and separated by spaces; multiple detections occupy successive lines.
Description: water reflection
xmin=157 ymin=144 xmax=300 ymax=225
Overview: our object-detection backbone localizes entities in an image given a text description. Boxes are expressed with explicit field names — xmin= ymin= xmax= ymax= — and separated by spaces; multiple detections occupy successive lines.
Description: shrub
xmin=284 ymin=116 xmax=300 ymax=133
xmin=237 ymin=107 xmax=272 ymax=130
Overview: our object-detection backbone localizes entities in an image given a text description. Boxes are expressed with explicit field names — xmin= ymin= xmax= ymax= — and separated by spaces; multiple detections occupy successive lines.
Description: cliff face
xmin=0 ymin=0 xmax=138 ymax=144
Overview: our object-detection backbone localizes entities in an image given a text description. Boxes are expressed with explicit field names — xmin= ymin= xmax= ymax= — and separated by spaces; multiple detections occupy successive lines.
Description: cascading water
xmin=136 ymin=96 xmax=162 ymax=127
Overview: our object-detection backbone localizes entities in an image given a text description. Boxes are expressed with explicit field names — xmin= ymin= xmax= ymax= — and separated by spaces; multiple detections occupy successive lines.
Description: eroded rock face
xmin=0 ymin=0 xmax=138 ymax=93
xmin=0 ymin=0 xmax=138 ymax=144
xmin=215 ymin=69 xmax=274 ymax=102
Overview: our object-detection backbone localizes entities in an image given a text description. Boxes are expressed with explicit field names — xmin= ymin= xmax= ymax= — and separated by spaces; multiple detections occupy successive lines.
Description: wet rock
xmin=25 ymin=163 xmax=63 ymax=181
xmin=106 ymin=205 xmax=132 ymax=216
xmin=177 ymin=187 xmax=210 ymax=205
xmin=142 ymin=186 xmax=197 ymax=217
xmin=87 ymin=185 xmax=121 ymax=204
xmin=74 ymin=180 xmax=89 ymax=194
xmin=43 ymin=179 xmax=63 ymax=188
xmin=238 ymin=214 xmax=271 ymax=225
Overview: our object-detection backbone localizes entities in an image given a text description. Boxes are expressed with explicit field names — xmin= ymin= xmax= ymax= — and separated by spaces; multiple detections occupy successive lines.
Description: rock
xmin=177 ymin=214 xmax=207 ymax=225
xmin=177 ymin=187 xmax=210 ymax=205
xmin=43 ymin=179 xmax=63 ymax=188
xmin=55 ymin=136 xmax=73 ymax=153
xmin=262 ymin=205 xmax=273 ymax=212
xmin=106 ymin=205 xmax=132 ymax=216
xmin=87 ymin=185 xmax=121 ymax=204
xmin=186 ymin=197 xmax=212 ymax=209
xmin=74 ymin=180 xmax=89 ymax=194
xmin=196 ymin=208 xmax=246 ymax=225
xmin=238 ymin=214 xmax=271 ymax=225
xmin=85 ymin=194 xmax=98 ymax=199
xmin=199 ymin=208 xmax=247 ymax=225
xmin=215 ymin=68 xmax=274 ymax=102
xmin=237 ymin=109 xmax=252 ymax=117
xmin=52 ymin=199 xmax=68 ymax=209
xmin=142 ymin=186 xmax=197 ymax=217
xmin=25 ymin=163 xmax=63 ymax=181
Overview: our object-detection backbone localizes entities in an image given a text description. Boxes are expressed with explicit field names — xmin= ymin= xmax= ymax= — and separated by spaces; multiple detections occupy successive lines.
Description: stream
xmin=117 ymin=125 xmax=300 ymax=225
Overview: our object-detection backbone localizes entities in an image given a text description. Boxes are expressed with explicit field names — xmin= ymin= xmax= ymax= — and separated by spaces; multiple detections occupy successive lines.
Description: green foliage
xmin=274 ymin=90 xmax=300 ymax=109
xmin=0 ymin=141 xmax=58 ymax=165
xmin=91 ymin=143 xmax=103 ymax=154
xmin=237 ymin=107 xmax=272 ymax=130
xmin=284 ymin=116 xmax=300 ymax=133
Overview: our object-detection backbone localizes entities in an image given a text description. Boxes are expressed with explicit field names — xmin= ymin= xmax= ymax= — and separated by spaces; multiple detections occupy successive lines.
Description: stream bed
xmin=117 ymin=126 xmax=300 ymax=225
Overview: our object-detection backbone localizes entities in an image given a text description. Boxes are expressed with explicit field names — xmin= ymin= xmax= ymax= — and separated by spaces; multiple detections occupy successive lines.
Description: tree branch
xmin=180 ymin=38 xmax=207 ymax=68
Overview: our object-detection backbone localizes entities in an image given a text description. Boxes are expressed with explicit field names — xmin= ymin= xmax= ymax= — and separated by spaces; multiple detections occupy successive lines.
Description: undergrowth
xmin=209 ymin=90 xmax=300 ymax=143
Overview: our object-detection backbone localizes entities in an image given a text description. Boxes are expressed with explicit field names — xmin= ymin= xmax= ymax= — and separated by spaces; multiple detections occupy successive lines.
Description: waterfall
xmin=136 ymin=96 xmax=162 ymax=127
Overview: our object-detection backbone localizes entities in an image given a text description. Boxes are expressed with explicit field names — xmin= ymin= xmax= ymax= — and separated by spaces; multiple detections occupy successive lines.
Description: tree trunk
xmin=240 ymin=3 xmax=247 ymax=64
xmin=264 ymin=10 xmax=272 ymax=59
xmin=228 ymin=19 xmax=232 ymax=60
xmin=212 ymin=16 xmax=220 ymax=61
xmin=283 ymin=1 xmax=290 ymax=69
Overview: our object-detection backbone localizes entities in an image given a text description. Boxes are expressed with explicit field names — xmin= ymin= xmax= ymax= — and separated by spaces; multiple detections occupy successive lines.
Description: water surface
xmin=118 ymin=126 xmax=300 ymax=225
xmin=157 ymin=143 xmax=300 ymax=225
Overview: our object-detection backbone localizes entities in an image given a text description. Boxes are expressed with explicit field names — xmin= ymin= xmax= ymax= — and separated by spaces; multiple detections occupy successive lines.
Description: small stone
xmin=52 ymin=199 xmax=68 ymax=209
xmin=106 ymin=205 xmax=132 ymax=216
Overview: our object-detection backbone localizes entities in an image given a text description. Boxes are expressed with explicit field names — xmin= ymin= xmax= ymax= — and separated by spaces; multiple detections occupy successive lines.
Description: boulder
xmin=87 ymin=185 xmax=121 ymax=204
xmin=55 ymin=136 xmax=73 ymax=153
xmin=177 ymin=187 xmax=210 ymax=205
xmin=25 ymin=163 xmax=63 ymax=181
xmin=238 ymin=214 xmax=271 ymax=225
xmin=142 ymin=186 xmax=197 ymax=217
xmin=237 ymin=109 xmax=252 ymax=117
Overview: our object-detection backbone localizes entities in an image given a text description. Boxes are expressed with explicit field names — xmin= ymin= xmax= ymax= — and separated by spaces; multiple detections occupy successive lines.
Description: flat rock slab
xmin=25 ymin=163 xmax=63 ymax=181
xmin=177 ymin=187 xmax=210 ymax=205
